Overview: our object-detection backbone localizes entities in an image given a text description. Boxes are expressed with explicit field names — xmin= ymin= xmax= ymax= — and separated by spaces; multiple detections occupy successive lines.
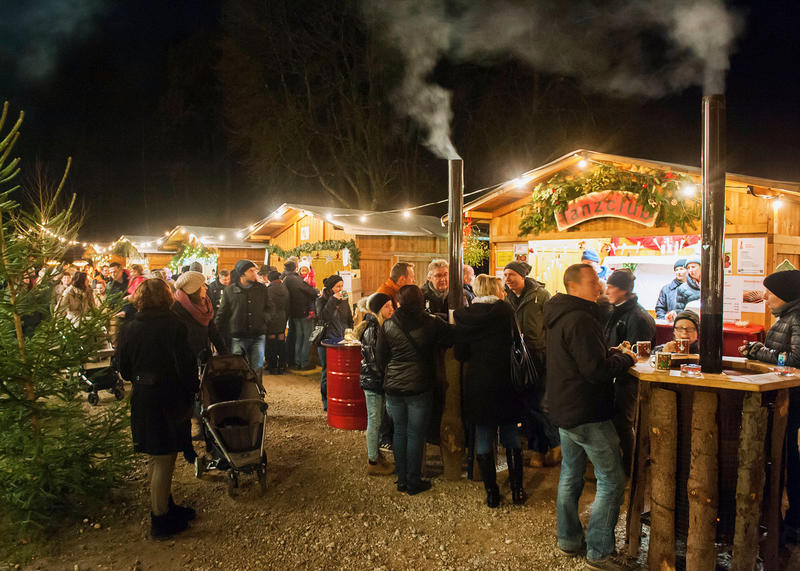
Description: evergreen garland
xmin=265 ymin=239 xmax=360 ymax=269
xmin=169 ymin=242 xmax=216 ymax=271
xmin=518 ymin=163 xmax=700 ymax=237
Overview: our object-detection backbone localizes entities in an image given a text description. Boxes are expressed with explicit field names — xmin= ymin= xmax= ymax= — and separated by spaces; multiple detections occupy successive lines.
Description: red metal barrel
xmin=324 ymin=343 xmax=367 ymax=430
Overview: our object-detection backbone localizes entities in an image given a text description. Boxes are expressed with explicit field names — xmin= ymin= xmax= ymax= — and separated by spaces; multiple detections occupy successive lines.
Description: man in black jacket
xmin=283 ymin=260 xmax=319 ymax=369
xmin=215 ymin=260 xmax=271 ymax=384
xmin=544 ymin=264 xmax=637 ymax=570
xmin=207 ymin=270 xmax=230 ymax=314
xmin=604 ymin=269 xmax=656 ymax=477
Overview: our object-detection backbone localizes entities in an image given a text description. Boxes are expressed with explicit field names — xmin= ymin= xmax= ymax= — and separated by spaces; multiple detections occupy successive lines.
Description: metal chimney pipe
xmin=447 ymin=158 xmax=465 ymax=313
xmin=699 ymin=95 xmax=726 ymax=374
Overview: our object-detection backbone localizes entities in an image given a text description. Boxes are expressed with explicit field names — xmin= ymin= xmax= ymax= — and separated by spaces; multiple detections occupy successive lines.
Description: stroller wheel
xmin=194 ymin=456 xmax=204 ymax=479
xmin=87 ymin=392 xmax=99 ymax=406
xmin=226 ymin=470 xmax=238 ymax=497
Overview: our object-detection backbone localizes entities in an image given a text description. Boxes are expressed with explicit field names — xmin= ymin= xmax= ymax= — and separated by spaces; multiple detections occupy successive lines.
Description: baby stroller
xmin=194 ymin=354 xmax=268 ymax=496
xmin=81 ymin=344 xmax=125 ymax=405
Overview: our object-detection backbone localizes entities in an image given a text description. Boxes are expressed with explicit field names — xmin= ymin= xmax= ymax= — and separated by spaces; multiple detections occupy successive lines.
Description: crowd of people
xmin=48 ymin=252 xmax=800 ymax=569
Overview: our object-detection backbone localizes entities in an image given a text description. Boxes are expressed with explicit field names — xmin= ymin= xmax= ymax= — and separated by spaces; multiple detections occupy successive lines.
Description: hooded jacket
xmin=676 ymin=275 xmax=701 ymax=311
xmin=505 ymin=277 xmax=551 ymax=357
xmin=655 ymin=278 xmax=684 ymax=318
xmin=214 ymin=280 xmax=271 ymax=338
xmin=376 ymin=308 xmax=454 ymax=396
xmin=358 ymin=313 xmax=384 ymax=393
xmin=605 ymin=294 xmax=657 ymax=347
xmin=747 ymin=298 xmax=800 ymax=367
xmin=454 ymin=297 xmax=522 ymax=425
xmin=543 ymin=293 xmax=635 ymax=429
xmin=283 ymin=271 xmax=319 ymax=319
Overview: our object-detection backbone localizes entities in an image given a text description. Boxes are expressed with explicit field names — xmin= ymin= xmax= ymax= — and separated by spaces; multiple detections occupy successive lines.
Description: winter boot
xmin=150 ymin=512 xmax=189 ymax=540
xmin=168 ymin=495 xmax=196 ymax=521
xmin=367 ymin=454 xmax=395 ymax=476
xmin=476 ymin=453 xmax=500 ymax=508
xmin=507 ymin=448 xmax=527 ymax=505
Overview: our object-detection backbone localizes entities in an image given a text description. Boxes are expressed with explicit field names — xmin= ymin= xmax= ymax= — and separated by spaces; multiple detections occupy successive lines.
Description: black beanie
xmin=267 ymin=270 xmax=281 ymax=282
xmin=673 ymin=310 xmax=700 ymax=332
xmin=504 ymin=260 xmax=531 ymax=279
xmin=234 ymin=259 xmax=256 ymax=275
xmin=368 ymin=292 xmax=392 ymax=314
xmin=763 ymin=270 xmax=800 ymax=303
xmin=607 ymin=268 xmax=635 ymax=292
xmin=323 ymin=275 xmax=343 ymax=290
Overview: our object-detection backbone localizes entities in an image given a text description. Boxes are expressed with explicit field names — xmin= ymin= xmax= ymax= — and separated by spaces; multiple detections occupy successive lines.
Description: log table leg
xmin=648 ymin=387 xmax=677 ymax=571
xmin=686 ymin=390 xmax=719 ymax=571
xmin=440 ymin=348 xmax=465 ymax=480
xmin=732 ymin=392 xmax=768 ymax=571
xmin=626 ymin=383 xmax=651 ymax=558
xmin=763 ymin=389 xmax=789 ymax=571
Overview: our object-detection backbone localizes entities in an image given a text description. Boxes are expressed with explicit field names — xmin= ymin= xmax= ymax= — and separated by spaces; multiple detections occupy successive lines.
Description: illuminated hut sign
xmin=554 ymin=190 xmax=658 ymax=231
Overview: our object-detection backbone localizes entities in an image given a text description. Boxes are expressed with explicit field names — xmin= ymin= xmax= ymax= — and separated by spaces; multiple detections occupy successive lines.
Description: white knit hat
xmin=175 ymin=271 xmax=205 ymax=294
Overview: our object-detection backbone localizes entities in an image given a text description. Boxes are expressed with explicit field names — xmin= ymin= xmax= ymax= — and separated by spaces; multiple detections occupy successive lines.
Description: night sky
xmin=0 ymin=0 xmax=797 ymax=242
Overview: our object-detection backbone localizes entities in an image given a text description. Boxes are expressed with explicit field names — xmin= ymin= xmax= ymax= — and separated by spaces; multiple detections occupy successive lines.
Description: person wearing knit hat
xmin=256 ymin=264 xmax=270 ymax=284
xmin=355 ymin=291 xmax=395 ymax=476
xmin=214 ymin=259 xmax=270 ymax=387
xmin=189 ymin=261 xmax=203 ymax=273
xmin=581 ymin=248 xmax=609 ymax=280
xmin=656 ymin=259 xmax=689 ymax=318
xmin=604 ymin=267 xmax=656 ymax=476
xmin=655 ymin=310 xmax=700 ymax=354
xmin=315 ymin=275 xmax=354 ymax=410
xmin=674 ymin=255 xmax=702 ymax=315
xmin=741 ymin=269 xmax=800 ymax=540
xmin=171 ymin=271 xmax=227 ymax=365
xmin=175 ymin=271 xmax=206 ymax=295
xmin=264 ymin=269 xmax=290 ymax=375
xmin=282 ymin=259 xmax=319 ymax=371
xmin=502 ymin=259 xmax=556 ymax=468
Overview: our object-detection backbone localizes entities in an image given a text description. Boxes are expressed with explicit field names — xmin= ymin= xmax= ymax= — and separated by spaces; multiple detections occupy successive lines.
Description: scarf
xmin=175 ymin=288 xmax=213 ymax=326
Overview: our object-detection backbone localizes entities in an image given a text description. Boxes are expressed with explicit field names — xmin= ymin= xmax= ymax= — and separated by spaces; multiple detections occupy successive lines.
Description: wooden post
xmin=686 ymin=390 xmax=719 ymax=571
xmin=732 ymin=392 xmax=768 ymax=571
xmin=762 ymin=389 xmax=789 ymax=571
xmin=440 ymin=349 xmax=465 ymax=480
xmin=648 ymin=387 xmax=677 ymax=571
xmin=626 ymin=383 xmax=651 ymax=557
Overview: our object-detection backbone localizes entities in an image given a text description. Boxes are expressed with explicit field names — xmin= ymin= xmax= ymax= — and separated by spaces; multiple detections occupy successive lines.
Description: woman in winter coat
xmin=115 ymin=279 xmax=199 ymax=540
xmin=265 ymin=270 xmax=290 ymax=374
xmin=315 ymin=275 xmax=354 ymax=410
xmin=454 ymin=275 xmax=525 ymax=507
xmin=356 ymin=292 xmax=395 ymax=476
xmin=740 ymin=270 xmax=800 ymax=542
xmin=376 ymin=285 xmax=455 ymax=495
xmin=170 ymin=271 xmax=227 ymax=363
xmin=58 ymin=271 xmax=95 ymax=323
xmin=126 ymin=264 xmax=147 ymax=298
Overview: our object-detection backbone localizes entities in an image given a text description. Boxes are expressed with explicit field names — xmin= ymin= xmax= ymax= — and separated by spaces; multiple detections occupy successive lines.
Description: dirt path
xmin=22 ymin=369 xmax=778 ymax=570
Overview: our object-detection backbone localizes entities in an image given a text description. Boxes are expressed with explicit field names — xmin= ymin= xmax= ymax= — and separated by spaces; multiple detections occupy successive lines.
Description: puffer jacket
xmin=655 ymin=278 xmax=683 ymax=318
xmin=505 ymin=278 xmax=551 ymax=357
xmin=358 ymin=313 xmax=383 ymax=393
xmin=214 ymin=280 xmax=271 ymax=338
xmin=747 ymin=298 xmax=800 ymax=367
xmin=543 ymin=293 xmax=635 ymax=429
xmin=316 ymin=289 xmax=354 ymax=342
xmin=265 ymin=280 xmax=290 ymax=335
xmin=284 ymin=271 xmax=318 ymax=319
xmin=676 ymin=275 xmax=701 ymax=311
xmin=605 ymin=294 xmax=657 ymax=347
xmin=376 ymin=308 xmax=454 ymax=396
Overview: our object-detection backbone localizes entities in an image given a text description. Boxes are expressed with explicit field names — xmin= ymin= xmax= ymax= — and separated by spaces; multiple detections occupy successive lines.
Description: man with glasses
xmin=657 ymin=310 xmax=700 ymax=353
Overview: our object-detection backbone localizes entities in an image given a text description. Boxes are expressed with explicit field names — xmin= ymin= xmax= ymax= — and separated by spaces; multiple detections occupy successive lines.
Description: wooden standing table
xmin=625 ymin=358 xmax=800 ymax=570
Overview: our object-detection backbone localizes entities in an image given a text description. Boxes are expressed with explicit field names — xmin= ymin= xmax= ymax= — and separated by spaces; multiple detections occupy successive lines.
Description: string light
xmin=773 ymin=196 xmax=784 ymax=209
xmin=680 ymin=182 xmax=698 ymax=197
xmin=359 ymin=215 xmax=367 ymax=223
xmin=403 ymin=210 xmax=411 ymax=218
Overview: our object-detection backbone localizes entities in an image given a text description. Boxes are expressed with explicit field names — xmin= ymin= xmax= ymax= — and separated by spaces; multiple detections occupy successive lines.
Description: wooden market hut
xmin=245 ymin=203 xmax=447 ymax=296
xmin=460 ymin=149 xmax=800 ymax=331
xmin=161 ymin=225 xmax=267 ymax=273
xmin=113 ymin=235 xmax=174 ymax=270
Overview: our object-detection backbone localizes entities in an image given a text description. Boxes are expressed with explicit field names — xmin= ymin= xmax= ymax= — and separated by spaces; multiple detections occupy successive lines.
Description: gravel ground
xmin=15 ymin=370 xmax=800 ymax=570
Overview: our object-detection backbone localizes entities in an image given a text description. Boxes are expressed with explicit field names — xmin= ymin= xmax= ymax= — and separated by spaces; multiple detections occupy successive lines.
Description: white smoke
xmin=362 ymin=0 xmax=742 ymax=158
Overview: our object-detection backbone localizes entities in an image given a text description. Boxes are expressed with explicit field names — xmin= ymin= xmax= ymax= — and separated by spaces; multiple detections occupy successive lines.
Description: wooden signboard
xmin=555 ymin=190 xmax=659 ymax=231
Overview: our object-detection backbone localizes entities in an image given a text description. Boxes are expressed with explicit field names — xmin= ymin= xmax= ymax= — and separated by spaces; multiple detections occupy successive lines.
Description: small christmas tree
xmin=0 ymin=102 xmax=132 ymax=541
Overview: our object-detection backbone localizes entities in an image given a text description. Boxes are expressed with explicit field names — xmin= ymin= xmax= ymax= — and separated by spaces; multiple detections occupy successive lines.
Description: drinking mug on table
xmin=632 ymin=341 xmax=651 ymax=360
xmin=674 ymin=339 xmax=690 ymax=354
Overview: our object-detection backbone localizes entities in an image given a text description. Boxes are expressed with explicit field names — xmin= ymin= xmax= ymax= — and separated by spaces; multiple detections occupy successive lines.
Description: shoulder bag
xmin=509 ymin=314 xmax=540 ymax=393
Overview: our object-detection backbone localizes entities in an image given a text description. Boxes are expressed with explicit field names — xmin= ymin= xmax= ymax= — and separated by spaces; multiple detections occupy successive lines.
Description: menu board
xmin=496 ymin=250 xmax=513 ymax=268
xmin=723 ymin=275 xmax=742 ymax=321
xmin=736 ymin=237 xmax=766 ymax=275
xmin=513 ymin=243 xmax=529 ymax=262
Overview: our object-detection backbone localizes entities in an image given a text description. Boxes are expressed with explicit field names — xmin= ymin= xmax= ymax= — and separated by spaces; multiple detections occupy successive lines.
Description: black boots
xmin=477 ymin=453 xmax=500 ymax=508
xmin=168 ymin=495 xmax=196 ymax=521
xmin=151 ymin=512 xmax=188 ymax=540
xmin=506 ymin=448 xmax=527 ymax=505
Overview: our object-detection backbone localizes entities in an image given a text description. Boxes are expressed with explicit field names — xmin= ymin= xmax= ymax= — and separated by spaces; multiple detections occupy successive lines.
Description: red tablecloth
xmin=655 ymin=321 xmax=765 ymax=356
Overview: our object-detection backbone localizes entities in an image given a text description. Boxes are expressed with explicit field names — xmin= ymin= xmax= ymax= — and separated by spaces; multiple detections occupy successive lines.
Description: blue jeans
xmin=292 ymin=318 xmax=313 ymax=368
xmin=231 ymin=335 xmax=265 ymax=371
xmin=364 ymin=390 xmax=384 ymax=461
xmin=557 ymin=420 xmax=626 ymax=561
xmin=318 ymin=346 xmax=327 ymax=409
xmin=386 ymin=391 xmax=433 ymax=487
xmin=475 ymin=423 xmax=521 ymax=455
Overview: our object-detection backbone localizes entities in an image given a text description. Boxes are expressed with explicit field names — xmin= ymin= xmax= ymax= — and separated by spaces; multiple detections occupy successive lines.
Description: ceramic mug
xmin=675 ymin=339 xmax=690 ymax=354
xmin=634 ymin=341 xmax=652 ymax=360
xmin=655 ymin=352 xmax=672 ymax=371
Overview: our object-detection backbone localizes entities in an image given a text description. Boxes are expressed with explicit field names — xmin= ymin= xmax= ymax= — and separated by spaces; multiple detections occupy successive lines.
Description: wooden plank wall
xmin=145 ymin=253 xmax=173 ymax=270
xmin=357 ymin=235 xmax=447 ymax=294
xmin=217 ymin=248 xmax=266 ymax=273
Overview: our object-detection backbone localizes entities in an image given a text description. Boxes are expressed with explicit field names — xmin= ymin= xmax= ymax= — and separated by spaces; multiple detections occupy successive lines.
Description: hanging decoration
xmin=265 ymin=240 xmax=360 ymax=269
xmin=169 ymin=242 xmax=216 ymax=272
xmin=518 ymin=164 xmax=699 ymax=237
xmin=462 ymin=217 xmax=488 ymax=267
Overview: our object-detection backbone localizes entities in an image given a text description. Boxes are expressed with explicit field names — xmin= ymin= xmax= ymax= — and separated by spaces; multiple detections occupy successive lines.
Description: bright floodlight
xmin=403 ymin=210 xmax=411 ymax=218
xmin=236 ymin=231 xmax=244 ymax=239
xmin=577 ymin=159 xmax=588 ymax=169
xmin=218 ymin=234 xmax=225 ymax=240
xmin=680 ymin=182 xmax=697 ymax=197
xmin=359 ymin=215 xmax=367 ymax=223
xmin=773 ymin=197 xmax=784 ymax=209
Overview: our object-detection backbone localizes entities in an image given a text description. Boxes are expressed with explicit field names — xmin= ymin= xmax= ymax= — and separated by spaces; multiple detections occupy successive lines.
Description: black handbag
xmin=509 ymin=315 xmax=540 ymax=393
xmin=309 ymin=324 xmax=326 ymax=346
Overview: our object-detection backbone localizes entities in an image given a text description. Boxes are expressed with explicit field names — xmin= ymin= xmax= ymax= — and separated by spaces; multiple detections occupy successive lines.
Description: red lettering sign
xmin=554 ymin=191 xmax=658 ymax=231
